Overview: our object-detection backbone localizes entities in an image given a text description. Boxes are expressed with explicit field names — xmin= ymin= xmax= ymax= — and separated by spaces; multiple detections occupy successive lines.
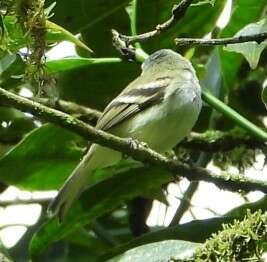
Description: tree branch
xmin=1 ymin=96 xmax=266 ymax=152
xmin=0 ymin=87 xmax=267 ymax=194
xmin=180 ymin=134 xmax=265 ymax=152
xmin=35 ymin=98 xmax=101 ymax=123
xmin=175 ymin=32 xmax=267 ymax=46
xmin=114 ymin=0 xmax=194 ymax=45
xmin=35 ymin=99 xmax=266 ymax=152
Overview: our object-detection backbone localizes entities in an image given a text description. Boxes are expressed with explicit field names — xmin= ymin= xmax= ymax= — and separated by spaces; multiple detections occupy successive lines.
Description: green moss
xmin=191 ymin=210 xmax=267 ymax=261
xmin=1 ymin=0 xmax=53 ymax=95
xmin=16 ymin=0 xmax=47 ymax=93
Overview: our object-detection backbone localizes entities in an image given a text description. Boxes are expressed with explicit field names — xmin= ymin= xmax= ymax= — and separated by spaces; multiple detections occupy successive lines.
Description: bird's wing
xmin=96 ymin=76 xmax=173 ymax=131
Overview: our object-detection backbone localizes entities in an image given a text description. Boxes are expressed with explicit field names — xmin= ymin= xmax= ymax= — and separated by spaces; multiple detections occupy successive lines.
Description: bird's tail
xmin=47 ymin=144 xmax=121 ymax=222
xmin=47 ymin=149 xmax=93 ymax=222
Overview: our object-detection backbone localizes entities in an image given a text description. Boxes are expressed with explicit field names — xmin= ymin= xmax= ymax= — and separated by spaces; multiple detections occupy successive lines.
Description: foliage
xmin=192 ymin=210 xmax=267 ymax=261
xmin=0 ymin=0 xmax=267 ymax=261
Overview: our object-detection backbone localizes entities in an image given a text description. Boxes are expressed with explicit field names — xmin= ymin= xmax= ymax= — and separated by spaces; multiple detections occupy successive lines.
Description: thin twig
xmin=170 ymin=182 xmax=199 ymax=226
xmin=115 ymin=0 xmax=194 ymax=44
xmin=169 ymin=192 xmax=221 ymax=216
xmin=0 ymin=87 xmax=267 ymax=194
xmin=37 ymin=101 xmax=266 ymax=152
xmin=32 ymin=99 xmax=267 ymax=152
xmin=170 ymin=153 xmax=210 ymax=226
xmin=1 ymin=97 xmax=265 ymax=152
xmin=175 ymin=32 xmax=267 ymax=46
xmin=35 ymin=98 xmax=101 ymax=123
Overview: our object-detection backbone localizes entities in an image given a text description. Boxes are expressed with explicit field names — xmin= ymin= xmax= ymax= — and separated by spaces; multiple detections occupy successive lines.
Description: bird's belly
xmin=115 ymin=89 xmax=201 ymax=153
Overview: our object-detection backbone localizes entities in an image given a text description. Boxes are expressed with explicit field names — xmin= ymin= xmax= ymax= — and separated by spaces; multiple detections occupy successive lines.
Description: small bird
xmin=48 ymin=49 xmax=202 ymax=221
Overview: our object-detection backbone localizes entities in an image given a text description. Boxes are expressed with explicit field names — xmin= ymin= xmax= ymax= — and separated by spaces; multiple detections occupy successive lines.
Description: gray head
xmin=141 ymin=49 xmax=192 ymax=73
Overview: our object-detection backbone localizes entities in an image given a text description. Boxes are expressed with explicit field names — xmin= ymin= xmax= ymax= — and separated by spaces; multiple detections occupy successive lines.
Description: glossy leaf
xmin=45 ymin=0 xmax=131 ymax=57
xmin=0 ymin=16 xmax=27 ymax=52
xmin=108 ymin=240 xmax=201 ymax=262
xmin=225 ymin=18 xmax=267 ymax=69
xmin=30 ymin=167 xmax=172 ymax=257
xmin=57 ymin=60 xmax=139 ymax=110
xmin=0 ymin=124 xmax=84 ymax=190
xmin=46 ymin=20 xmax=93 ymax=53
xmin=0 ymin=53 xmax=24 ymax=89
xmin=219 ymin=0 xmax=267 ymax=89
xmin=100 ymin=216 xmax=233 ymax=261
xmin=100 ymin=196 xmax=267 ymax=261
xmin=46 ymin=57 xmax=122 ymax=74
xmin=201 ymin=48 xmax=222 ymax=98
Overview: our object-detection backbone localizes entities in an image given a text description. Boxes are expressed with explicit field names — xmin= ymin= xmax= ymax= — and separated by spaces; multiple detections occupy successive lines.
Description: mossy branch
xmin=1 ymin=87 xmax=267 ymax=194
xmin=35 ymin=98 xmax=267 ymax=152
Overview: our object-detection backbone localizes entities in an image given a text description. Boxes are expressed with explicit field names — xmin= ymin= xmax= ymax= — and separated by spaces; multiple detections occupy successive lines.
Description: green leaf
xmin=46 ymin=57 xmax=122 ymax=74
xmin=100 ymin=217 xmax=234 ymax=261
xmin=107 ymin=240 xmax=201 ymax=262
xmin=0 ymin=124 xmax=84 ymax=190
xmin=224 ymin=18 xmax=267 ymax=69
xmin=30 ymin=167 xmax=172 ymax=257
xmin=45 ymin=0 xmax=131 ymax=57
xmin=262 ymin=242 xmax=267 ymax=252
xmin=136 ymin=0 xmax=226 ymax=52
xmin=201 ymin=48 xmax=222 ymax=98
xmin=64 ymin=228 xmax=112 ymax=261
xmin=219 ymin=0 xmax=267 ymax=88
xmin=0 ymin=53 xmax=25 ymax=89
xmin=0 ymin=53 xmax=17 ymax=75
xmin=57 ymin=60 xmax=139 ymax=110
xmin=45 ymin=20 xmax=93 ymax=53
xmin=0 ymin=239 xmax=13 ymax=262
xmin=0 ymin=107 xmax=36 ymax=145
xmin=0 ymin=16 xmax=27 ymax=52
xmin=101 ymin=196 xmax=267 ymax=261
xmin=45 ymin=0 xmax=139 ymax=109
xmin=0 ymin=15 xmax=92 ymax=54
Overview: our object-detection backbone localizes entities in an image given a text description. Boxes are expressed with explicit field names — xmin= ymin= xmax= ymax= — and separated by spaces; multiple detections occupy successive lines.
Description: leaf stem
xmin=1 ymin=87 xmax=266 ymax=193
xmin=202 ymin=89 xmax=267 ymax=141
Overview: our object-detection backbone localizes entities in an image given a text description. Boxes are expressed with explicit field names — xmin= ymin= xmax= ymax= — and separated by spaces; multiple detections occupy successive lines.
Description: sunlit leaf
xmin=46 ymin=57 xmax=121 ymax=74
xmin=224 ymin=18 xmax=267 ymax=69
xmin=46 ymin=20 xmax=93 ymax=53
xmin=219 ymin=0 xmax=267 ymax=88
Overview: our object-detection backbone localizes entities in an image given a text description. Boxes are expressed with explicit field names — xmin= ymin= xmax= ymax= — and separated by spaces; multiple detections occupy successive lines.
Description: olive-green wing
xmin=96 ymin=76 xmax=172 ymax=131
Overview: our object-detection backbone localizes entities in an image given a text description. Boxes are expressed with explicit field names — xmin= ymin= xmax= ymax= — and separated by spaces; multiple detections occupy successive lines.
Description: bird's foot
xmin=127 ymin=138 xmax=148 ymax=149
xmin=127 ymin=138 xmax=140 ymax=150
